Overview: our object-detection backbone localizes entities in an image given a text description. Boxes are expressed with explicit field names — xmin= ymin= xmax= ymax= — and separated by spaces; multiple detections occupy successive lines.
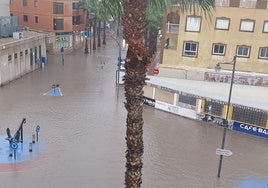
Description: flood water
xmin=0 ymin=39 xmax=268 ymax=188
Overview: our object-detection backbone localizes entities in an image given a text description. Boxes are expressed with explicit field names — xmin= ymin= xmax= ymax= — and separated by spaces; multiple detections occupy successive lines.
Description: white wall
xmin=0 ymin=0 xmax=10 ymax=17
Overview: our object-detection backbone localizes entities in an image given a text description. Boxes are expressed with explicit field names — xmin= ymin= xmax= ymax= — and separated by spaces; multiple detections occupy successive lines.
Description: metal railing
xmin=166 ymin=22 xmax=179 ymax=34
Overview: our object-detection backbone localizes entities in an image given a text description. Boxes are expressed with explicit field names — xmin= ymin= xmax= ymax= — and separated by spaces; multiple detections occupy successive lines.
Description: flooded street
xmin=0 ymin=39 xmax=268 ymax=188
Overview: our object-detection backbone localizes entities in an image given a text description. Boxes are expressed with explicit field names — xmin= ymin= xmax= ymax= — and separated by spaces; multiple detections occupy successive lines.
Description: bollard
xmin=29 ymin=142 xmax=33 ymax=152
xmin=10 ymin=141 xmax=18 ymax=160
xmin=9 ymin=150 xmax=13 ymax=157
xmin=14 ymin=150 xmax=16 ymax=160
xmin=32 ymin=134 xmax=35 ymax=144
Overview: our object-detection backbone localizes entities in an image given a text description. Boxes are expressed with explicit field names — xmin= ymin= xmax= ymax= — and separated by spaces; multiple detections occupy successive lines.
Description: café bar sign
xmin=233 ymin=122 xmax=268 ymax=139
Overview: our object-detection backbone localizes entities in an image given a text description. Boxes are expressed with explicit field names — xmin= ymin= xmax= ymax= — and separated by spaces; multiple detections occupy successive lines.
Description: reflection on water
xmin=0 ymin=41 xmax=267 ymax=188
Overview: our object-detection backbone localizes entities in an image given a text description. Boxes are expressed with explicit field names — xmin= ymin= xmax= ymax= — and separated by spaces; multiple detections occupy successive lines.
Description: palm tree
xmin=81 ymin=0 xmax=214 ymax=187
xmin=80 ymin=0 xmax=118 ymax=50
xmin=121 ymin=0 xmax=214 ymax=187
xmin=121 ymin=0 xmax=150 ymax=187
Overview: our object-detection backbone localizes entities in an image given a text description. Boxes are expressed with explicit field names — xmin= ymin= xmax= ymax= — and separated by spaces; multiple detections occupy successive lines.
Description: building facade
xmin=0 ymin=1 xmax=47 ymax=86
xmin=0 ymin=0 xmax=10 ymax=17
xmin=0 ymin=31 xmax=46 ymax=86
xmin=162 ymin=0 xmax=268 ymax=74
xmin=143 ymin=79 xmax=268 ymax=138
xmin=9 ymin=0 xmax=87 ymax=53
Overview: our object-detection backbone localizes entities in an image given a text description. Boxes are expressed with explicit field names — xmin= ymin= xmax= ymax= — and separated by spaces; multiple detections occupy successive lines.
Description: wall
xmin=157 ymin=66 xmax=268 ymax=87
xmin=0 ymin=31 xmax=46 ymax=86
xmin=0 ymin=0 xmax=10 ymax=17
xmin=9 ymin=0 xmax=86 ymax=33
xmin=162 ymin=6 xmax=268 ymax=74
xmin=143 ymin=80 xmax=268 ymax=138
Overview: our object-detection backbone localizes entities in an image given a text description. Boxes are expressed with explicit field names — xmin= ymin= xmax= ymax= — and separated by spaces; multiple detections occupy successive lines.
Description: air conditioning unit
xmin=13 ymin=31 xmax=23 ymax=39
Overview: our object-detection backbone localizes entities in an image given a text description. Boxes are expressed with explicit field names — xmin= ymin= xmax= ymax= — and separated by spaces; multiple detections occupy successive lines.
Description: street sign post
xmin=36 ymin=125 xmax=40 ymax=142
xmin=216 ymin=148 xmax=233 ymax=157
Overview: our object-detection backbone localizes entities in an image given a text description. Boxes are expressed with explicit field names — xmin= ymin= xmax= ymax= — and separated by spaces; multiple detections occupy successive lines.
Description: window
xmin=165 ymin=38 xmax=177 ymax=50
xmin=185 ymin=16 xmax=201 ymax=32
xmin=259 ymin=47 xmax=268 ymax=59
xmin=179 ymin=94 xmax=197 ymax=106
xmin=8 ymin=55 xmax=12 ymax=61
xmin=25 ymin=49 xmax=28 ymax=55
xmin=236 ymin=45 xmax=250 ymax=57
xmin=215 ymin=0 xmax=229 ymax=7
xmin=53 ymin=2 xmax=64 ymax=14
xmin=20 ymin=51 xmax=23 ymax=57
xmin=233 ymin=105 xmax=267 ymax=127
xmin=263 ymin=21 xmax=268 ymax=33
xmin=212 ymin=43 xmax=226 ymax=55
xmin=204 ymin=100 xmax=224 ymax=117
xmin=229 ymin=0 xmax=239 ymax=7
xmin=14 ymin=53 xmax=18 ymax=59
xmin=215 ymin=18 xmax=230 ymax=30
xmin=240 ymin=0 xmax=256 ymax=8
xmin=23 ymin=0 xmax=27 ymax=6
xmin=34 ymin=0 xmax=38 ymax=7
xmin=256 ymin=0 xmax=267 ymax=9
xmin=54 ymin=19 xmax=64 ymax=30
xmin=183 ymin=41 xmax=198 ymax=57
xmin=35 ymin=16 xmax=38 ymax=23
xmin=240 ymin=19 xmax=255 ymax=32
xmin=73 ymin=16 xmax=81 ymax=25
xmin=73 ymin=2 xmax=80 ymax=10
xmin=23 ymin=15 xmax=28 ymax=22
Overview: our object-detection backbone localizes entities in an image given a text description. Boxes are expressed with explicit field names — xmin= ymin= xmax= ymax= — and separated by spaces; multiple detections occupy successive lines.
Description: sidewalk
xmin=147 ymin=75 xmax=268 ymax=111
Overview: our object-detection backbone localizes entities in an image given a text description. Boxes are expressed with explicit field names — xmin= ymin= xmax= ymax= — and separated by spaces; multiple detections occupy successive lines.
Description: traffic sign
xmin=153 ymin=68 xmax=159 ymax=75
xmin=36 ymin=125 xmax=40 ymax=132
xmin=10 ymin=141 xmax=18 ymax=150
xmin=216 ymin=148 xmax=233 ymax=156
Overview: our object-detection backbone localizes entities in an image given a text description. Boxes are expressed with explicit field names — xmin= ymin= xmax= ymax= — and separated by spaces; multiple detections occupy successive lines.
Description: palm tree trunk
xmin=102 ymin=21 xmax=106 ymax=45
xmin=122 ymin=0 xmax=150 ymax=187
xmin=148 ymin=27 xmax=158 ymax=56
xmin=93 ymin=18 xmax=96 ymax=50
xmin=97 ymin=19 xmax=101 ymax=47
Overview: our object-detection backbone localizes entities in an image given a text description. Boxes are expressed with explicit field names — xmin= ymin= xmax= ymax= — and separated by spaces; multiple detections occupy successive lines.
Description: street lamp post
xmin=215 ymin=56 xmax=237 ymax=178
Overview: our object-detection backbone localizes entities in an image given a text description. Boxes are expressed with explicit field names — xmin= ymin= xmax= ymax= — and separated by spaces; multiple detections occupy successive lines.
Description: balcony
xmin=166 ymin=22 xmax=179 ymax=34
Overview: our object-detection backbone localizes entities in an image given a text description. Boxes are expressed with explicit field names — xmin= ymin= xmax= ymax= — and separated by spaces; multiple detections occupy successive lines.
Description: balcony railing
xmin=166 ymin=22 xmax=179 ymax=34
xmin=215 ymin=0 xmax=267 ymax=9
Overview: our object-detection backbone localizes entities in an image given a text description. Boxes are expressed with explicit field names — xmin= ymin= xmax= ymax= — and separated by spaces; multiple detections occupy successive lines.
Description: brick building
xmin=10 ymin=0 xmax=87 ymax=53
